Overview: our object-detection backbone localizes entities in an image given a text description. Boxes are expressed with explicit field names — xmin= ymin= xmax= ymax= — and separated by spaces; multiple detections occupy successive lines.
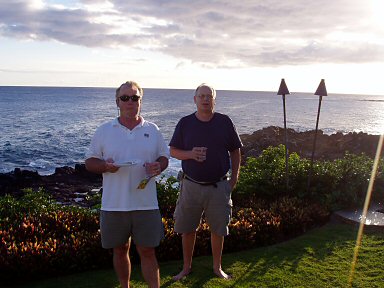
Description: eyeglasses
xmin=119 ymin=95 xmax=141 ymax=102
xmin=197 ymin=94 xmax=214 ymax=100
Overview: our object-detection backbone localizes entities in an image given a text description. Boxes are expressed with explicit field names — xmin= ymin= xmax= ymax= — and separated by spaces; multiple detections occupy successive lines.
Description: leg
xmin=173 ymin=231 xmax=196 ymax=281
xmin=136 ymin=245 xmax=160 ymax=288
xmin=211 ymin=232 xmax=231 ymax=279
xmin=113 ymin=242 xmax=131 ymax=288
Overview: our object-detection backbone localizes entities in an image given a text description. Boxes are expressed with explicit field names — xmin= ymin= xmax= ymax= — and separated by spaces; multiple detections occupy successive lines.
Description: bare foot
xmin=214 ymin=268 xmax=232 ymax=280
xmin=172 ymin=269 xmax=192 ymax=281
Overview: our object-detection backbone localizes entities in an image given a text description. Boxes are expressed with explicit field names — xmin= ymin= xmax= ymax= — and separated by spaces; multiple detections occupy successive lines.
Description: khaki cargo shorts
xmin=174 ymin=178 xmax=233 ymax=236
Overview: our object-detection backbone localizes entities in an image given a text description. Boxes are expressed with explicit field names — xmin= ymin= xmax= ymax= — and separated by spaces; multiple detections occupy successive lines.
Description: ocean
xmin=0 ymin=86 xmax=383 ymax=176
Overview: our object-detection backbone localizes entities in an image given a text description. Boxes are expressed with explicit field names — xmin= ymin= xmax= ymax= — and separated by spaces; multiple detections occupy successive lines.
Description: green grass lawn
xmin=10 ymin=221 xmax=384 ymax=288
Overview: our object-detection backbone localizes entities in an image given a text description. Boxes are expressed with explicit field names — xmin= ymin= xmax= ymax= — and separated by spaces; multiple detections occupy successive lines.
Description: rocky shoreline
xmin=241 ymin=126 xmax=382 ymax=161
xmin=0 ymin=164 xmax=102 ymax=207
xmin=1 ymin=126 xmax=382 ymax=206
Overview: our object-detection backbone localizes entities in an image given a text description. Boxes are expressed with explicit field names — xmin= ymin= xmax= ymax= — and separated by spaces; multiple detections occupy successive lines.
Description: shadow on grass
xmin=218 ymin=222 xmax=360 ymax=287
xmin=156 ymin=222 xmax=364 ymax=288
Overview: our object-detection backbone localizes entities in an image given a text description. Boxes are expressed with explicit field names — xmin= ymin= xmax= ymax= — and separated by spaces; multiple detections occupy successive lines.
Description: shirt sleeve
xmin=169 ymin=119 xmax=184 ymax=149
xmin=156 ymin=128 xmax=170 ymax=159
xmin=227 ymin=116 xmax=243 ymax=152
xmin=85 ymin=126 xmax=104 ymax=160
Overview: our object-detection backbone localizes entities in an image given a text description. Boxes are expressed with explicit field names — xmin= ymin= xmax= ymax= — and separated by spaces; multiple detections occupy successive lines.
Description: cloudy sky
xmin=1 ymin=0 xmax=384 ymax=94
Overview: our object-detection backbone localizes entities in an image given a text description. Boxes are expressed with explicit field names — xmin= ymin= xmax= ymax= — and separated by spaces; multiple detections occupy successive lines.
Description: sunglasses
xmin=119 ymin=95 xmax=141 ymax=102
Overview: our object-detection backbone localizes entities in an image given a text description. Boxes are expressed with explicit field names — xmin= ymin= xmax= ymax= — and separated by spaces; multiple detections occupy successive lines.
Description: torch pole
xmin=283 ymin=94 xmax=289 ymax=190
xmin=307 ymin=95 xmax=323 ymax=193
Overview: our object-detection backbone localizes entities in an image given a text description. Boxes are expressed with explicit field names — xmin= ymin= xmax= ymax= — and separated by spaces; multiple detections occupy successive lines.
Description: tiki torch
xmin=277 ymin=78 xmax=290 ymax=191
xmin=307 ymin=79 xmax=328 ymax=193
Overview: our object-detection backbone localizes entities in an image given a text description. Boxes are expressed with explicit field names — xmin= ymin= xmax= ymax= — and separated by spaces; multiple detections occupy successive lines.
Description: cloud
xmin=0 ymin=67 xmax=92 ymax=74
xmin=1 ymin=0 xmax=383 ymax=68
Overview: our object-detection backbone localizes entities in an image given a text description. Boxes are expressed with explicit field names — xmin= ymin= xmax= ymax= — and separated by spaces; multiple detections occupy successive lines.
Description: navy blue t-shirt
xmin=169 ymin=112 xmax=242 ymax=182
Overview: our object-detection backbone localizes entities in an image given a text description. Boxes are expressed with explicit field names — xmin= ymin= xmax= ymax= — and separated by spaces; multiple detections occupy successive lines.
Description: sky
xmin=1 ymin=0 xmax=384 ymax=95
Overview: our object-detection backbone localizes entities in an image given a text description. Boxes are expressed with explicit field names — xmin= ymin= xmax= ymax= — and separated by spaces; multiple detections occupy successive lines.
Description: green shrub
xmin=235 ymin=145 xmax=383 ymax=210
xmin=0 ymin=189 xmax=110 ymax=280
xmin=333 ymin=153 xmax=376 ymax=207
xmin=224 ymin=197 xmax=329 ymax=252
xmin=158 ymin=197 xmax=329 ymax=258
xmin=236 ymin=145 xmax=287 ymax=199
xmin=236 ymin=145 xmax=311 ymax=199
xmin=307 ymin=153 xmax=381 ymax=210
xmin=157 ymin=217 xmax=182 ymax=261
xmin=157 ymin=176 xmax=179 ymax=218
xmin=0 ymin=189 xmax=329 ymax=276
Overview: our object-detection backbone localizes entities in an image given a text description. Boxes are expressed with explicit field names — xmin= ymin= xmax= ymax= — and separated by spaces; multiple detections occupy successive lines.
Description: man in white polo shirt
xmin=85 ymin=80 xmax=169 ymax=288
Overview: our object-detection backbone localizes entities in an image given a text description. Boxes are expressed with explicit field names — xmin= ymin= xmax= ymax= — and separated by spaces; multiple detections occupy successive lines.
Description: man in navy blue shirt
xmin=170 ymin=83 xmax=242 ymax=280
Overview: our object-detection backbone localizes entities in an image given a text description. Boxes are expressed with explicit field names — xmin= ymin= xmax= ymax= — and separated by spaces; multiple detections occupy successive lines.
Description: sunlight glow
xmin=83 ymin=0 xmax=114 ymax=12
xmin=28 ymin=0 xmax=44 ymax=9
xmin=370 ymin=0 xmax=384 ymax=26
xmin=348 ymin=134 xmax=384 ymax=287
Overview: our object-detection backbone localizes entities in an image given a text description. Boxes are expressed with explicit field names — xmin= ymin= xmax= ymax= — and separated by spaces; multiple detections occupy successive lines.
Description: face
xmin=116 ymin=84 xmax=142 ymax=118
xmin=194 ymin=85 xmax=215 ymax=113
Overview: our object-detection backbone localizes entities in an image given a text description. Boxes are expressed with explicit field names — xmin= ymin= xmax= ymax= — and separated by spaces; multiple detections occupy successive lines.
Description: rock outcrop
xmin=0 ymin=164 xmax=102 ymax=206
xmin=240 ymin=126 xmax=382 ymax=161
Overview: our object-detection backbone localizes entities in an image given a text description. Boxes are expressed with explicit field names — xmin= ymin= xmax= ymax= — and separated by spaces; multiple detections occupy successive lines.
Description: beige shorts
xmin=174 ymin=178 xmax=233 ymax=236
xmin=100 ymin=210 xmax=164 ymax=249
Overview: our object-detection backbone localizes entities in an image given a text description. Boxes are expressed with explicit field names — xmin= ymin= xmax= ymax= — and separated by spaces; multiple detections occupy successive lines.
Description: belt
xmin=184 ymin=174 xmax=227 ymax=188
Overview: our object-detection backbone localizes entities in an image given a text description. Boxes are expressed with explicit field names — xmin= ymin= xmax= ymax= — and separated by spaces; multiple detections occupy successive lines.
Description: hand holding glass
xmin=137 ymin=162 xmax=161 ymax=189
xmin=193 ymin=147 xmax=207 ymax=162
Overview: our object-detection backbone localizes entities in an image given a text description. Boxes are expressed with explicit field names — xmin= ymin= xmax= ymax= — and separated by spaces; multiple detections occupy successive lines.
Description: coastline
xmin=241 ymin=126 xmax=382 ymax=161
xmin=1 ymin=126 xmax=383 ymax=206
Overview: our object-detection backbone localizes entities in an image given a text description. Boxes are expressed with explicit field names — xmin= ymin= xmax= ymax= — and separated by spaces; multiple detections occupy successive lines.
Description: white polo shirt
xmin=86 ymin=117 xmax=170 ymax=211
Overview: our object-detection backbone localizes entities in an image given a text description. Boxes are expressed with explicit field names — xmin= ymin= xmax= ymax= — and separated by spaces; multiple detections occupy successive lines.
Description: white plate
xmin=114 ymin=160 xmax=138 ymax=167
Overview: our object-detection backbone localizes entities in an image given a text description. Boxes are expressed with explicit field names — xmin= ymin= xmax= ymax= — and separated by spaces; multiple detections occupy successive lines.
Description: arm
xmin=156 ymin=156 xmax=169 ymax=173
xmin=85 ymin=157 xmax=119 ymax=174
xmin=170 ymin=146 xmax=207 ymax=162
xmin=170 ymin=146 xmax=193 ymax=160
xmin=144 ymin=156 xmax=169 ymax=176
xmin=229 ymin=148 xmax=241 ymax=190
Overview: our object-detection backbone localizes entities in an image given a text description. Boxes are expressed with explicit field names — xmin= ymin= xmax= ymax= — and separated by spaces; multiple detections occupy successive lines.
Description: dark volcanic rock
xmin=0 ymin=168 xmax=42 ymax=198
xmin=0 ymin=164 xmax=102 ymax=207
xmin=240 ymin=126 xmax=382 ymax=161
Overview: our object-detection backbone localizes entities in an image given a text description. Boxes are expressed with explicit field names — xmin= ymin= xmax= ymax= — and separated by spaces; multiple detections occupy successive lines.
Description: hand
xmin=105 ymin=158 xmax=119 ymax=173
xmin=191 ymin=147 xmax=207 ymax=162
xmin=228 ymin=177 xmax=237 ymax=190
xmin=144 ymin=162 xmax=161 ymax=176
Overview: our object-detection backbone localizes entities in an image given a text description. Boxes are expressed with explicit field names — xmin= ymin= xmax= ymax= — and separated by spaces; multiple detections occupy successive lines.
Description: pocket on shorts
xmin=225 ymin=180 xmax=233 ymax=207
xmin=174 ymin=179 xmax=186 ymax=220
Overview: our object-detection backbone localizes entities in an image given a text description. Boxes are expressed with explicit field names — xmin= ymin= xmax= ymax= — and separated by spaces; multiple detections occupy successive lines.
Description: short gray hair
xmin=116 ymin=81 xmax=144 ymax=98
xmin=195 ymin=83 xmax=216 ymax=98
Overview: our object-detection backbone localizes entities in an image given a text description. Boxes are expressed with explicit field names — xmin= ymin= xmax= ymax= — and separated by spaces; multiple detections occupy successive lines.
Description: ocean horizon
xmin=1 ymin=86 xmax=383 ymax=176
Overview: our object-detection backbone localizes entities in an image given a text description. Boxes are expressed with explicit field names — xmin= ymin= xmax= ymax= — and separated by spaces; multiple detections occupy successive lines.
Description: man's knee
xmin=113 ymin=242 xmax=130 ymax=257
xmin=136 ymin=246 xmax=156 ymax=259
